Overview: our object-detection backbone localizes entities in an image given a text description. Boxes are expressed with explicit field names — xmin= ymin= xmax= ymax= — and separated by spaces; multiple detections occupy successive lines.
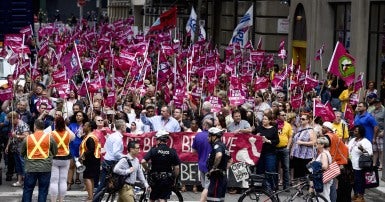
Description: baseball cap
xmin=367 ymin=93 xmax=377 ymax=99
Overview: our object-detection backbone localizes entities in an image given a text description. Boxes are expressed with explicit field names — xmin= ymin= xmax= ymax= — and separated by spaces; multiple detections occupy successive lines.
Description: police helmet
xmin=208 ymin=127 xmax=224 ymax=137
xmin=155 ymin=130 xmax=170 ymax=140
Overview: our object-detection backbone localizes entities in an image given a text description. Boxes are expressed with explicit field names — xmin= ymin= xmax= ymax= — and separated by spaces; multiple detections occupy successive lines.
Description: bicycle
xmin=238 ymin=171 xmax=328 ymax=202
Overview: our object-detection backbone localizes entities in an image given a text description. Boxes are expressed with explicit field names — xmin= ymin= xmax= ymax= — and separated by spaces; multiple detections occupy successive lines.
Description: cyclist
xmin=113 ymin=140 xmax=149 ymax=202
xmin=141 ymin=130 xmax=180 ymax=202
xmin=206 ymin=127 xmax=232 ymax=202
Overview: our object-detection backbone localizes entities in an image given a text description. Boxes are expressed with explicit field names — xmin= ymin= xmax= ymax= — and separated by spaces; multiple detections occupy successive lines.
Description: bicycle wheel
xmin=238 ymin=188 xmax=277 ymax=202
xmin=305 ymin=193 xmax=328 ymax=202
xmin=169 ymin=187 xmax=183 ymax=202
xmin=93 ymin=189 xmax=106 ymax=202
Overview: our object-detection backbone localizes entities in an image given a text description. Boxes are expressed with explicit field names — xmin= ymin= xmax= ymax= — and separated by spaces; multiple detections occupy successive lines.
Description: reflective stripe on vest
xmin=80 ymin=134 xmax=101 ymax=158
xmin=27 ymin=131 xmax=50 ymax=159
xmin=52 ymin=131 xmax=70 ymax=156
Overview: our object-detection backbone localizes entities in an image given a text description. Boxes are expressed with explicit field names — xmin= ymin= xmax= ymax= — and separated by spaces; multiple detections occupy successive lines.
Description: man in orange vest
xmin=21 ymin=119 xmax=57 ymax=202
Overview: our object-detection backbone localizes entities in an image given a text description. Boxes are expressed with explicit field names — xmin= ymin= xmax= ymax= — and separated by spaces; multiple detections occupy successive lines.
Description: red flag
xmin=290 ymin=93 xmax=302 ymax=109
xmin=313 ymin=99 xmax=336 ymax=122
xmin=327 ymin=42 xmax=355 ymax=86
xmin=304 ymin=76 xmax=320 ymax=93
xmin=254 ymin=76 xmax=269 ymax=91
xmin=160 ymin=6 xmax=177 ymax=29
xmin=61 ymin=49 xmax=80 ymax=79
xmin=344 ymin=103 xmax=355 ymax=129
xmin=271 ymin=71 xmax=288 ymax=88
xmin=354 ymin=73 xmax=364 ymax=92
xmin=4 ymin=34 xmax=23 ymax=47
xmin=0 ymin=88 xmax=13 ymax=101
xmin=38 ymin=42 xmax=49 ymax=56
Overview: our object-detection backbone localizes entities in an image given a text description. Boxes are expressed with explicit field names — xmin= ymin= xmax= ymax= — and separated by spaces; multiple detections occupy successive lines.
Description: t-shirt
xmin=192 ymin=130 xmax=212 ymax=173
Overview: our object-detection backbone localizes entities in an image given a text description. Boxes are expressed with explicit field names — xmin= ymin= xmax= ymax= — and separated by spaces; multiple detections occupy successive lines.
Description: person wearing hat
xmin=141 ymin=130 xmax=181 ymax=202
xmin=206 ymin=127 xmax=232 ymax=202
xmin=366 ymin=93 xmax=378 ymax=113
xmin=370 ymin=98 xmax=384 ymax=170
xmin=321 ymin=121 xmax=349 ymax=202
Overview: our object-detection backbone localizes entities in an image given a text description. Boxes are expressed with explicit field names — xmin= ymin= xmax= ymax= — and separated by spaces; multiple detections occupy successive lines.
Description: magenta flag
xmin=0 ymin=88 xmax=13 ymax=101
xmin=354 ymin=73 xmax=364 ymax=92
xmin=254 ymin=76 xmax=269 ymax=91
xmin=313 ymin=99 xmax=336 ymax=122
xmin=344 ymin=103 xmax=355 ymax=129
xmin=327 ymin=42 xmax=355 ymax=86
xmin=61 ymin=49 xmax=80 ymax=79
xmin=290 ymin=93 xmax=302 ymax=109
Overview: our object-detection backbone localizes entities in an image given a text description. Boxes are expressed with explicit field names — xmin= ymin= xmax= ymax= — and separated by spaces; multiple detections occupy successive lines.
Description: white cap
xmin=155 ymin=130 xmax=169 ymax=138
xmin=208 ymin=127 xmax=224 ymax=135
xmin=322 ymin=121 xmax=335 ymax=132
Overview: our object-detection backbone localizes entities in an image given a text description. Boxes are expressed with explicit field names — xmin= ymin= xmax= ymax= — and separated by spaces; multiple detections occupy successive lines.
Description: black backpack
xmin=105 ymin=157 xmax=132 ymax=193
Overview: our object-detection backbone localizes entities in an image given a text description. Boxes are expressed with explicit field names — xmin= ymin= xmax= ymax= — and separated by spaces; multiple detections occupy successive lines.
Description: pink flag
xmin=38 ymin=42 xmax=49 ymax=56
xmin=304 ymin=76 xmax=320 ymax=93
xmin=4 ymin=34 xmax=23 ymax=47
xmin=254 ymin=76 xmax=269 ymax=91
xmin=61 ymin=49 xmax=80 ymax=79
xmin=19 ymin=25 xmax=33 ymax=38
xmin=0 ymin=88 xmax=13 ymax=101
xmin=290 ymin=93 xmax=302 ymax=109
xmin=354 ymin=73 xmax=364 ymax=92
xmin=344 ymin=103 xmax=355 ymax=129
xmin=271 ymin=71 xmax=288 ymax=88
xmin=313 ymin=99 xmax=336 ymax=122
xmin=105 ymin=91 xmax=116 ymax=108
xmin=327 ymin=42 xmax=355 ymax=86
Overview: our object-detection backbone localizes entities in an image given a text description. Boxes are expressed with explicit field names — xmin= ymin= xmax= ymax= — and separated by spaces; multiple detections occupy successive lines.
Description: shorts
xmin=199 ymin=171 xmax=210 ymax=189
xmin=373 ymin=136 xmax=383 ymax=152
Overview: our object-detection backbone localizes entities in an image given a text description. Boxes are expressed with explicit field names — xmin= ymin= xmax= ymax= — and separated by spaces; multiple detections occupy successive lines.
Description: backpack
xmin=105 ymin=157 xmax=132 ymax=193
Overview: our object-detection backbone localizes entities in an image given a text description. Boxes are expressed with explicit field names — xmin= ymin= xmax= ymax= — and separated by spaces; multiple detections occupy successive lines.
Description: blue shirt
xmin=104 ymin=131 xmax=124 ymax=161
xmin=192 ymin=130 xmax=211 ymax=173
xmin=354 ymin=112 xmax=378 ymax=142
xmin=68 ymin=123 xmax=82 ymax=157
xmin=140 ymin=114 xmax=181 ymax=132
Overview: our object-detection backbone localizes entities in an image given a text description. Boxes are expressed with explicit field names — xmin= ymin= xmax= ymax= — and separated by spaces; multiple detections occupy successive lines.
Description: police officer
xmin=141 ymin=130 xmax=180 ymax=202
xmin=206 ymin=127 xmax=232 ymax=202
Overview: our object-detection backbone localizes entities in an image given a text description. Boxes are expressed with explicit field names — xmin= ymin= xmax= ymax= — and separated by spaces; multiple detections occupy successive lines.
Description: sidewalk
xmin=370 ymin=169 xmax=385 ymax=195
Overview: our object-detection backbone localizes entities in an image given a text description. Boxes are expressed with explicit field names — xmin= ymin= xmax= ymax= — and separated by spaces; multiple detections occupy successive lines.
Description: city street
xmin=0 ymin=167 xmax=383 ymax=202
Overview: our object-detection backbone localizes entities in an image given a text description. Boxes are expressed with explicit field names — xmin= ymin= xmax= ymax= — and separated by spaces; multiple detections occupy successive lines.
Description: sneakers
xmin=12 ymin=181 xmax=23 ymax=187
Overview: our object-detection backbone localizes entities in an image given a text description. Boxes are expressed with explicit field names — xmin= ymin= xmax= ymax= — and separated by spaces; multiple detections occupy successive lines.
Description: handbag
xmin=323 ymin=161 xmax=341 ymax=183
xmin=364 ymin=167 xmax=379 ymax=188
xmin=359 ymin=153 xmax=373 ymax=169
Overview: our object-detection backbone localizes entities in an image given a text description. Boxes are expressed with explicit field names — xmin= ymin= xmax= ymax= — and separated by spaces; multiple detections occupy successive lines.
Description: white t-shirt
xmin=348 ymin=137 xmax=373 ymax=170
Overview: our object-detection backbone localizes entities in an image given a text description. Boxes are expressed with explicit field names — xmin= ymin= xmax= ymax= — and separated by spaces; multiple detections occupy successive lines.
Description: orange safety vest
xmin=27 ymin=131 xmax=51 ymax=159
xmin=51 ymin=130 xmax=70 ymax=156
xmin=79 ymin=133 xmax=101 ymax=158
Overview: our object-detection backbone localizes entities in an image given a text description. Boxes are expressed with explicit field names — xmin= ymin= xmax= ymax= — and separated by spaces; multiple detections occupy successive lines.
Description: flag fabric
xmin=327 ymin=42 xmax=356 ymax=86
xmin=19 ymin=25 xmax=33 ymax=38
xmin=198 ymin=24 xmax=206 ymax=41
xmin=254 ymin=76 xmax=269 ymax=91
xmin=290 ymin=93 xmax=302 ymax=109
xmin=313 ymin=99 xmax=336 ymax=122
xmin=278 ymin=40 xmax=286 ymax=59
xmin=344 ymin=103 xmax=355 ymax=129
xmin=229 ymin=5 xmax=253 ymax=47
xmin=354 ymin=73 xmax=364 ymax=92
xmin=315 ymin=43 xmax=325 ymax=61
xmin=186 ymin=7 xmax=197 ymax=41
xmin=61 ymin=49 xmax=80 ymax=79
xmin=149 ymin=6 xmax=177 ymax=33
xmin=0 ymin=88 xmax=13 ymax=101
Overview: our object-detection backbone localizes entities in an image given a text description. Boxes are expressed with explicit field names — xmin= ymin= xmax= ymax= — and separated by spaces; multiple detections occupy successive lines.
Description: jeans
xmin=353 ymin=169 xmax=365 ymax=195
xmin=14 ymin=153 xmax=25 ymax=176
xmin=257 ymin=153 xmax=277 ymax=191
xmin=22 ymin=172 xmax=51 ymax=202
xmin=276 ymin=148 xmax=290 ymax=189
xmin=95 ymin=160 xmax=116 ymax=196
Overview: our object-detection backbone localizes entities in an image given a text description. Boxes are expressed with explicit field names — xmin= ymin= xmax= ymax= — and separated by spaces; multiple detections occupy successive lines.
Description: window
xmin=368 ymin=2 xmax=385 ymax=97
xmin=333 ymin=3 xmax=351 ymax=50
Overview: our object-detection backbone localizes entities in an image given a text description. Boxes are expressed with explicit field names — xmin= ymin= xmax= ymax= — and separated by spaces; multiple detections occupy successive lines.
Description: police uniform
xmin=207 ymin=140 xmax=231 ymax=202
xmin=143 ymin=143 xmax=180 ymax=200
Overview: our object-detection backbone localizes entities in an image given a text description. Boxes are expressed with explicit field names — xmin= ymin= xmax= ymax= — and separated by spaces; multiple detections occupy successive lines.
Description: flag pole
xmin=73 ymin=42 xmax=92 ymax=113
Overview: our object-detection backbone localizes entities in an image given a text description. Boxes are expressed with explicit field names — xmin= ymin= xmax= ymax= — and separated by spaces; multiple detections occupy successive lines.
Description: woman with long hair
xmin=315 ymin=137 xmax=332 ymax=202
xmin=254 ymin=114 xmax=279 ymax=190
xmin=348 ymin=125 xmax=373 ymax=202
xmin=290 ymin=113 xmax=316 ymax=178
xmin=80 ymin=121 xmax=101 ymax=202
xmin=49 ymin=116 xmax=74 ymax=202
xmin=67 ymin=111 xmax=89 ymax=190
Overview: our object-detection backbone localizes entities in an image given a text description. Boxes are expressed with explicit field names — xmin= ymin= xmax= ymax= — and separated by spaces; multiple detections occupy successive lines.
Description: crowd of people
xmin=0 ymin=15 xmax=383 ymax=202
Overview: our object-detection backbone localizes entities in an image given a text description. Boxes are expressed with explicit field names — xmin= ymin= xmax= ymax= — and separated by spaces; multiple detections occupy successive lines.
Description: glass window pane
xmin=380 ymin=5 xmax=385 ymax=32
xmin=346 ymin=4 xmax=351 ymax=30
xmin=335 ymin=5 xmax=345 ymax=30
xmin=370 ymin=4 xmax=379 ymax=31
